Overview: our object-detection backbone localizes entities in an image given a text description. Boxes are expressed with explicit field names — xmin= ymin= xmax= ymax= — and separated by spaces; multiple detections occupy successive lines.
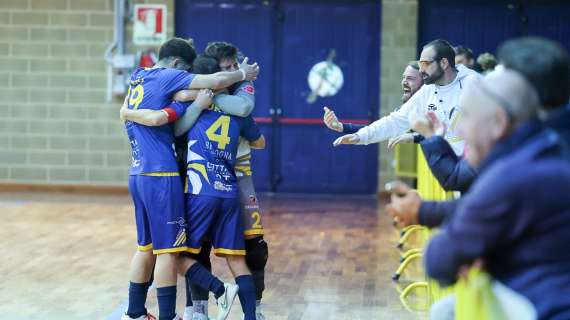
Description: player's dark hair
xmin=498 ymin=37 xmax=570 ymax=109
xmin=204 ymin=41 xmax=238 ymax=62
xmin=454 ymin=45 xmax=474 ymax=60
xmin=192 ymin=55 xmax=221 ymax=75
xmin=158 ymin=37 xmax=197 ymax=66
xmin=424 ymin=39 xmax=456 ymax=68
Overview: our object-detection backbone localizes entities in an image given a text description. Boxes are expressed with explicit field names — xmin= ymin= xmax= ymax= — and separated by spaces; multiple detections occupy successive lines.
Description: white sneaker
xmin=121 ymin=313 xmax=156 ymax=320
xmin=216 ymin=283 xmax=239 ymax=320
xmin=183 ymin=306 xmax=194 ymax=320
xmin=192 ymin=300 xmax=210 ymax=320
xmin=191 ymin=312 xmax=210 ymax=320
xmin=255 ymin=305 xmax=266 ymax=320
xmin=242 ymin=311 xmax=266 ymax=320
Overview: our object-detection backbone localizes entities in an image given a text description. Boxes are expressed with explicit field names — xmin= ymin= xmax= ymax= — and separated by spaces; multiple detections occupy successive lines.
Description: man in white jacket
xmin=334 ymin=39 xmax=481 ymax=156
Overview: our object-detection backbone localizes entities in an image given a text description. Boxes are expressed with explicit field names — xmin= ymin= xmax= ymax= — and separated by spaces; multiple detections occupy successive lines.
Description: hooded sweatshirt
xmin=355 ymin=64 xmax=481 ymax=155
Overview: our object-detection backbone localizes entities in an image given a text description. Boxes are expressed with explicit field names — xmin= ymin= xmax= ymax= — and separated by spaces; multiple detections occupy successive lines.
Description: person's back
xmin=184 ymin=97 xmax=263 ymax=320
xmin=186 ymin=109 xmax=259 ymax=197
xmin=126 ymin=67 xmax=194 ymax=175
xmin=121 ymin=37 xmax=199 ymax=320
xmin=478 ymin=129 xmax=570 ymax=319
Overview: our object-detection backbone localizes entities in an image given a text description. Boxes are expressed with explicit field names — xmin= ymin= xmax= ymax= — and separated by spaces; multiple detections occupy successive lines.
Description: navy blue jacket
xmin=542 ymin=104 xmax=570 ymax=159
xmin=419 ymin=136 xmax=477 ymax=193
xmin=418 ymin=199 xmax=460 ymax=228
xmin=425 ymin=120 xmax=570 ymax=320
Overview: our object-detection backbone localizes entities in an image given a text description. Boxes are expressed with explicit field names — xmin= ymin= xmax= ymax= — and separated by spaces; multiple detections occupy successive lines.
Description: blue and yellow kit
xmin=125 ymin=67 xmax=194 ymax=254
xmin=185 ymin=110 xmax=261 ymax=256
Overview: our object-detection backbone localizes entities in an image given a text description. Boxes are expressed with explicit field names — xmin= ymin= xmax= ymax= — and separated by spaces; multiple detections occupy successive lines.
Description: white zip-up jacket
xmin=355 ymin=65 xmax=481 ymax=155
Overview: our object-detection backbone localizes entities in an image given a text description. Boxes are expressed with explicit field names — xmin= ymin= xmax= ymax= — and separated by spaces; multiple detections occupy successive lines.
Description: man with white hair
xmin=426 ymin=69 xmax=570 ymax=320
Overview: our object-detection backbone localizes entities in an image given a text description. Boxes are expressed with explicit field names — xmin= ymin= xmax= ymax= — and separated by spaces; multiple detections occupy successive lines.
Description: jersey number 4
xmin=206 ymin=115 xmax=231 ymax=150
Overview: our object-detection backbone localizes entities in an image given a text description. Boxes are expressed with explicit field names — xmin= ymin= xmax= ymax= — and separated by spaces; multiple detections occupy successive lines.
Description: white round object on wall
xmin=307 ymin=61 xmax=344 ymax=98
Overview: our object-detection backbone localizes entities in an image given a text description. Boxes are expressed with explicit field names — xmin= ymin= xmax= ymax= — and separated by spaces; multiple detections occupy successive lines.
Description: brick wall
xmin=378 ymin=0 xmax=419 ymax=188
xmin=0 ymin=0 xmax=173 ymax=186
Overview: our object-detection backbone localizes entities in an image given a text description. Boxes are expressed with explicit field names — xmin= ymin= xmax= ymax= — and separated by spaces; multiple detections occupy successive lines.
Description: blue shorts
xmin=129 ymin=175 xmax=187 ymax=254
xmin=185 ymin=194 xmax=245 ymax=256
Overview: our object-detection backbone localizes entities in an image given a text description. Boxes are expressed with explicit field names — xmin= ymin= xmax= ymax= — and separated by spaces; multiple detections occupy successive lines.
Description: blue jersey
xmin=186 ymin=111 xmax=261 ymax=198
xmin=125 ymin=67 xmax=195 ymax=175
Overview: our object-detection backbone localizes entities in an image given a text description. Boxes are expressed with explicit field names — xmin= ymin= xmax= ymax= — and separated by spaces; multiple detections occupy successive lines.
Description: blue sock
xmin=235 ymin=275 xmax=256 ymax=320
xmin=186 ymin=263 xmax=225 ymax=299
xmin=127 ymin=281 xmax=150 ymax=318
xmin=185 ymin=276 xmax=193 ymax=307
xmin=156 ymin=286 xmax=177 ymax=320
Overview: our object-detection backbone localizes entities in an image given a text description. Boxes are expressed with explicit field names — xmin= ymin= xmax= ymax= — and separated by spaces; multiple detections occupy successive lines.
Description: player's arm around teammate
xmin=189 ymin=57 xmax=259 ymax=90
xmin=121 ymin=89 xmax=214 ymax=127
xmin=174 ymin=89 xmax=254 ymax=137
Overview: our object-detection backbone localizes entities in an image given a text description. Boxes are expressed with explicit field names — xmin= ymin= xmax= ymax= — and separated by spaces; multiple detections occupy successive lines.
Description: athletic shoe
xmin=191 ymin=312 xmax=211 ymax=320
xmin=216 ymin=283 xmax=239 ymax=320
xmin=182 ymin=306 xmax=194 ymax=320
xmin=121 ymin=313 xmax=156 ymax=320
xmin=256 ymin=308 xmax=266 ymax=320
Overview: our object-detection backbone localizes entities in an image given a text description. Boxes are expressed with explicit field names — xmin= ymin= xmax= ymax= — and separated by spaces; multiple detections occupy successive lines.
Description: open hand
xmin=333 ymin=134 xmax=359 ymax=146
xmin=387 ymin=133 xmax=414 ymax=149
xmin=195 ymin=89 xmax=214 ymax=109
xmin=323 ymin=107 xmax=343 ymax=132
xmin=411 ymin=111 xmax=447 ymax=138
xmin=239 ymin=57 xmax=260 ymax=81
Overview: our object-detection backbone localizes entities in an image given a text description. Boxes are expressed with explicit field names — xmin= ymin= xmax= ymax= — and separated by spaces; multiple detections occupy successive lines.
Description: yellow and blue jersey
xmin=125 ymin=67 xmax=195 ymax=175
xmin=186 ymin=110 xmax=261 ymax=198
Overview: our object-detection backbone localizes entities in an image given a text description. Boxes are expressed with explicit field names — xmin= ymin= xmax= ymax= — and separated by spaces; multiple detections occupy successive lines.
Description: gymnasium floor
xmin=0 ymin=191 xmax=426 ymax=320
